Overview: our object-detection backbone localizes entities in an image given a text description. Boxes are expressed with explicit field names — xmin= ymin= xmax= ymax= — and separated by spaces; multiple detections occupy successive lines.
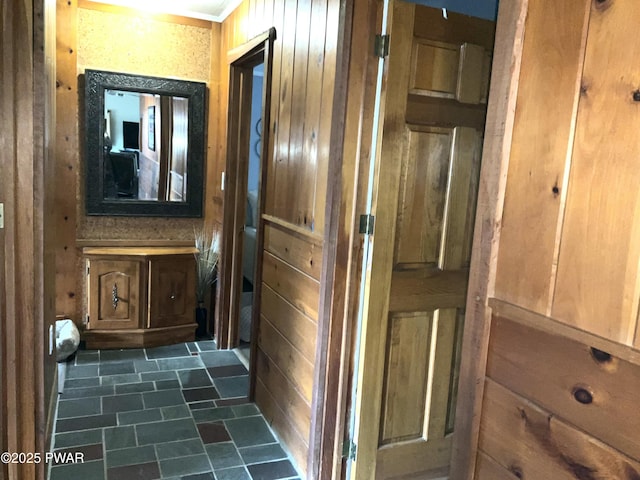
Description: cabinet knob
xmin=170 ymin=294 xmax=176 ymax=300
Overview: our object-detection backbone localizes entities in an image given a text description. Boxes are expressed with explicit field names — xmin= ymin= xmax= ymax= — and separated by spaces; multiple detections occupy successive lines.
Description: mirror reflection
xmin=104 ymin=89 xmax=189 ymax=202
xmin=84 ymin=69 xmax=205 ymax=217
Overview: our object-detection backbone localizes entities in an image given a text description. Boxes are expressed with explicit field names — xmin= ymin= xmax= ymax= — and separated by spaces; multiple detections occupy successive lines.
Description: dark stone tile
xmin=154 ymin=438 xmax=205 ymax=460
xmin=52 ymin=443 xmax=103 ymax=464
xmin=192 ymin=407 xmax=235 ymax=423
xmin=141 ymin=370 xmax=177 ymax=382
xmin=238 ymin=444 xmax=287 ymax=466
xmin=214 ymin=467 xmax=251 ymax=480
xmin=195 ymin=341 xmax=217 ymax=351
xmin=214 ymin=376 xmax=249 ymax=399
xmin=207 ymin=365 xmax=248 ymax=379
xmin=74 ymin=351 xmax=100 ymax=365
xmin=196 ymin=422 xmax=231 ymax=444
xmin=106 ymin=445 xmax=157 ymax=469
xmin=54 ymin=429 xmax=103 ymax=449
xmin=198 ymin=351 xmax=242 ymax=368
xmin=159 ymin=453 xmax=211 ymax=477
xmin=57 ymin=413 xmax=117 ymax=433
xmin=156 ymin=379 xmax=182 ymax=390
xmin=64 ymin=377 xmax=101 ymax=389
xmin=107 ymin=461 xmax=160 ymax=480
xmin=181 ymin=473 xmax=214 ymax=480
xmin=247 ymin=460 xmax=298 ymax=480
xmin=146 ymin=343 xmax=190 ymax=359
xmin=156 ymin=357 xmax=203 ymax=371
xmin=61 ymin=385 xmax=115 ymax=399
xmin=225 ymin=417 xmax=275 ymax=448
xmin=215 ymin=397 xmax=249 ymax=407
xmin=66 ymin=364 xmax=99 ymax=379
xmin=104 ymin=425 xmax=137 ymax=450
xmin=50 ymin=460 xmax=105 ymax=480
xmin=182 ymin=387 xmax=219 ymax=403
xmin=136 ymin=418 xmax=200 ymax=445
xmin=102 ymin=393 xmax=144 ymax=414
xmin=231 ymin=404 xmax=259 ymax=418
xmin=58 ymin=397 xmax=101 ymax=418
xmin=143 ymin=389 xmax=185 ymax=408
xmin=118 ymin=408 xmax=163 ymax=425
xmin=205 ymin=442 xmax=243 ymax=470
xmin=189 ymin=401 xmax=216 ymax=410
xmin=101 ymin=373 xmax=141 ymax=386
xmin=134 ymin=361 xmax=159 ymax=373
xmin=178 ymin=369 xmax=213 ymax=388
xmin=161 ymin=405 xmax=192 ymax=420
xmin=187 ymin=342 xmax=199 ymax=353
xmin=100 ymin=361 xmax=136 ymax=376
xmin=116 ymin=382 xmax=155 ymax=394
xmin=100 ymin=349 xmax=147 ymax=363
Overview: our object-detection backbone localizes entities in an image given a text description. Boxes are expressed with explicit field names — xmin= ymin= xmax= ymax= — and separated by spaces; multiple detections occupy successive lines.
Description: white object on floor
xmin=55 ymin=318 xmax=80 ymax=362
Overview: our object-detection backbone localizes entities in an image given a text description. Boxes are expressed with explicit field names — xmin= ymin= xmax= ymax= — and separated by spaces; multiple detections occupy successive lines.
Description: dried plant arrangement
xmin=194 ymin=227 xmax=220 ymax=305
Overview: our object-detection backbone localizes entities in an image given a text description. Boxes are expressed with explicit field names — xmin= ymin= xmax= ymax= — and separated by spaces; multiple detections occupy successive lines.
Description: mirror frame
xmin=84 ymin=69 xmax=206 ymax=217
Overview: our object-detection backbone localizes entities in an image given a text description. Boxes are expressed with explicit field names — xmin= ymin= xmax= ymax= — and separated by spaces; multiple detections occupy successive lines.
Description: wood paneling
xmin=2 ymin=0 xmax=56 ymax=478
xmin=475 ymin=451 xmax=518 ymax=480
xmin=263 ymin=223 xmax=322 ymax=280
xmin=552 ymin=0 xmax=640 ymax=344
xmin=479 ymin=379 xmax=640 ymax=479
xmin=261 ymin=285 xmax=317 ymax=363
xmin=261 ymin=251 xmax=319 ymax=319
xmin=494 ymin=0 xmax=590 ymax=315
xmin=487 ymin=313 xmax=640 ymax=462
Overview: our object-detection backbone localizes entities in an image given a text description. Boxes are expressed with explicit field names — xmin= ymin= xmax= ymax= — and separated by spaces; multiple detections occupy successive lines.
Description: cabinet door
xmin=148 ymin=256 xmax=196 ymax=328
xmin=88 ymin=259 xmax=141 ymax=330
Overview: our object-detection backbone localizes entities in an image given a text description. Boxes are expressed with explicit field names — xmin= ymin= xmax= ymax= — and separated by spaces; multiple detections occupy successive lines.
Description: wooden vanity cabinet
xmin=83 ymin=247 xmax=197 ymax=349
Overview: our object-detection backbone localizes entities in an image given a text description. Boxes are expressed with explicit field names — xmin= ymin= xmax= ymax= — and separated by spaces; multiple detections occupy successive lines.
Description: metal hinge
xmin=86 ymin=264 xmax=90 ymax=275
xmin=85 ymin=314 xmax=90 ymax=325
xmin=375 ymin=34 xmax=390 ymax=58
xmin=359 ymin=214 xmax=375 ymax=235
xmin=342 ymin=438 xmax=357 ymax=461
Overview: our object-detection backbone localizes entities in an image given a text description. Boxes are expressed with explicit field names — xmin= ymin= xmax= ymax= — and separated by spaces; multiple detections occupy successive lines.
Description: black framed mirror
xmin=84 ymin=69 xmax=206 ymax=216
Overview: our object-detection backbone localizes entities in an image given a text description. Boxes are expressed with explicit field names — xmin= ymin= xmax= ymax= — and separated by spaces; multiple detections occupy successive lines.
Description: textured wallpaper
xmin=78 ymin=8 xmax=211 ymax=82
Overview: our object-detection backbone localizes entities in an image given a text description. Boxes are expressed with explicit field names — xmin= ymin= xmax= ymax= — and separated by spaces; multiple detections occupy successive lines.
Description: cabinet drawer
xmin=486 ymin=314 xmax=640 ymax=461
xmin=88 ymin=259 xmax=141 ymax=330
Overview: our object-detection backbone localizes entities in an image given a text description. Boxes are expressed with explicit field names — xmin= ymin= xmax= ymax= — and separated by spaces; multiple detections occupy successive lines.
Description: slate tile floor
xmin=49 ymin=341 xmax=301 ymax=480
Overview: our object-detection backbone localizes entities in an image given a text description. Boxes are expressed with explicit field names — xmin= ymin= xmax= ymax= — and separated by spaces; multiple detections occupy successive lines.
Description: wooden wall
xmin=55 ymin=1 xmax=219 ymax=323
xmin=219 ymin=0 xmax=340 ymax=474
xmin=462 ymin=0 xmax=640 ymax=477
xmin=1 ymin=0 xmax=57 ymax=478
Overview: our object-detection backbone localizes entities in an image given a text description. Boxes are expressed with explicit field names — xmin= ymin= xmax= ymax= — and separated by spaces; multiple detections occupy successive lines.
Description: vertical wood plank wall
xmin=218 ymin=1 xmax=339 ymax=474
xmin=473 ymin=0 xmax=640 ymax=477
xmin=1 ymin=0 xmax=57 ymax=478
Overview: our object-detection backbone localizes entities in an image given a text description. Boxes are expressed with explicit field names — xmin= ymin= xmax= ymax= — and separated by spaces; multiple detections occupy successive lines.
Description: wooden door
xmin=351 ymin=3 xmax=494 ymax=479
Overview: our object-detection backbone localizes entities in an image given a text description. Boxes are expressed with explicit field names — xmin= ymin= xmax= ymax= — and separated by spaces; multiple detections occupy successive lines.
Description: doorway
xmin=218 ymin=29 xmax=276 ymax=398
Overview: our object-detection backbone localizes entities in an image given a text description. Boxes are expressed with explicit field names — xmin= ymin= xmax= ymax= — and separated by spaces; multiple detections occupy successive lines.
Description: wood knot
xmin=590 ymin=347 xmax=612 ymax=364
xmin=633 ymin=90 xmax=640 ymax=102
xmin=552 ymin=184 xmax=560 ymax=197
xmin=594 ymin=0 xmax=612 ymax=11
xmin=573 ymin=387 xmax=593 ymax=405
xmin=509 ymin=465 xmax=524 ymax=479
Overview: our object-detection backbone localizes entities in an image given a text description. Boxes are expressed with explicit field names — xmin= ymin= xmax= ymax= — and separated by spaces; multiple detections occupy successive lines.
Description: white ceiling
xmin=87 ymin=0 xmax=243 ymax=23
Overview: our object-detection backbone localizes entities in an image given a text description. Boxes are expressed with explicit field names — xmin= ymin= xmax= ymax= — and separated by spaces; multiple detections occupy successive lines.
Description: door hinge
xmin=375 ymin=34 xmax=390 ymax=58
xmin=342 ymin=438 xmax=357 ymax=461
xmin=359 ymin=214 xmax=375 ymax=235
xmin=85 ymin=314 xmax=90 ymax=325
xmin=0 ymin=203 xmax=4 ymax=229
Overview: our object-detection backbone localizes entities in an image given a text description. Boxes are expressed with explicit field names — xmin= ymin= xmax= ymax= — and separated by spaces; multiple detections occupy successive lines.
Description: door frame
xmin=217 ymin=29 xmax=275 ymax=385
